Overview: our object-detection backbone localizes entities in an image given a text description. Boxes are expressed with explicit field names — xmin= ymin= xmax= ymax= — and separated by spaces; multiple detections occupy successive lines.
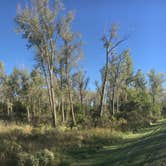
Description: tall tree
xmin=57 ymin=12 xmax=82 ymax=125
xmin=30 ymin=69 xmax=45 ymax=118
xmin=133 ymin=69 xmax=147 ymax=92
xmin=73 ymin=70 xmax=89 ymax=110
xmin=99 ymin=25 xmax=126 ymax=117
xmin=148 ymin=69 xmax=165 ymax=105
xmin=19 ymin=69 xmax=32 ymax=122
xmin=16 ymin=0 xmax=64 ymax=127
xmin=0 ymin=62 xmax=5 ymax=84
xmin=0 ymin=62 xmax=5 ymax=96
xmin=0 ymin=62 xmax=6 ymax=112
xmin=107 ymin=50 xmax=133 ymax=115
xmin=4 ymin=68 xmax=21 ymax=116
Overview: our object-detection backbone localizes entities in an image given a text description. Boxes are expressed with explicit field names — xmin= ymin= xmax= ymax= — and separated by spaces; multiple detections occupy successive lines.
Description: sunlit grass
xmin=0 ymin=121 xmax=33 ymax=135
xmin=1 ymin=119 xmax=166 ymax=166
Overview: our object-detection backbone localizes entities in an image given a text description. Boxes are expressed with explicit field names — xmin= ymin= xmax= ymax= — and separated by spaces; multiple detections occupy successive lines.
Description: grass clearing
xmin=70 ymin=119 xmax=166 ymax=166
xmin=0 ymin=119 xmax=166 ymax=165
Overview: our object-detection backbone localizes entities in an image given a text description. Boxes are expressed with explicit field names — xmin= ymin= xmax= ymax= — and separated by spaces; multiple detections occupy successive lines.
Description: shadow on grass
xmin=0 ymin=120 xmax=166 ymax=166
xmin=69 ymin=120 xmax=166 ymax=166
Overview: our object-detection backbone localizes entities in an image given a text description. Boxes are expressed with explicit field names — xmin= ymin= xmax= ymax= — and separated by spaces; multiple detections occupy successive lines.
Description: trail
xmin=72 ymin=119 xmax=166 ymax=166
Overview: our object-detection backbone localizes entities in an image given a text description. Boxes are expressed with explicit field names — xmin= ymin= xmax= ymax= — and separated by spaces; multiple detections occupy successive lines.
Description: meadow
xmin=0 ymin=119 xmax=166 ymax=166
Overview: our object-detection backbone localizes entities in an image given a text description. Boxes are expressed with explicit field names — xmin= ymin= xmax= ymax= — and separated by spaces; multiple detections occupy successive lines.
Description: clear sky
xmin=1 ymin=0 xmax=166 ymax=90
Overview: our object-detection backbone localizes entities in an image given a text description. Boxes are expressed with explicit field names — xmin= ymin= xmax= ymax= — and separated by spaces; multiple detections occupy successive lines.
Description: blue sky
xmin=0 ymin=0 xmax=166 ymax=90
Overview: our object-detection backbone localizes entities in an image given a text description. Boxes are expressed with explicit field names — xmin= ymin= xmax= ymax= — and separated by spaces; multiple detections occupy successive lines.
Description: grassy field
xmin=0 ymin=120 xmax=166 ymax=166
xmin=70 ymin=119 xmax=166 ymax=166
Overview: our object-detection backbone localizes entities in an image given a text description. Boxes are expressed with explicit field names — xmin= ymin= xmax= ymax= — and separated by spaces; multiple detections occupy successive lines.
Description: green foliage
xmin=0 ymin=140 xmax=22 ymax=160
xmin=148 ymin=69 xmax=165 ymax=104
xmin=70 ymin=120 xmax=166 ymax=166
xmin=13 ymin=101 xmax=26 ymax=117
xmin=74 ymin=104 xmax=84 ymax=122
xmin=16 ymin=153 xmax=39 ymax=166
xmin=133 ymin=69 xmax=147 ymax=91
xmin=119 ymin=111 xmax=150 ymax=131
xmin=118 ymin=89 xmax=163 ymax=131
xmin=36 ymin=149 xmax=55 ymax=166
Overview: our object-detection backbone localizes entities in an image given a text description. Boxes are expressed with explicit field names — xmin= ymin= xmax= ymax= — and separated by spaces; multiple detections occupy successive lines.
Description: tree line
xmin=0 ymin=0 xmax=166 ymax=130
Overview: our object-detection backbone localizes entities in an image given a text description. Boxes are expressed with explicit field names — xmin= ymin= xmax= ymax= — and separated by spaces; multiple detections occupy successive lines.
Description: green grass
xmin=0 ymin=120 xmax=166 ymax=165
xmin=69 ymin=119 xmax=166 ymax=166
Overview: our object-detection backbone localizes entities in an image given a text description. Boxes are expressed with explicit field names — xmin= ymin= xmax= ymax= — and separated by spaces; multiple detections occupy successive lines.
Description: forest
xmin=0 ymin=0 xmax=166 ymax=166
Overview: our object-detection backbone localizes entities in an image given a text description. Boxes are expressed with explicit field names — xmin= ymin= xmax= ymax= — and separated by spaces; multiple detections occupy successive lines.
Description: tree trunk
xmin=67 ymin=84 xmax=76 ymax=126
xmin=60 ymin=64 xmax=65 ymax=124
xmin=27 ymin=106 xmax=30 ymax=123
xmin=7 ymin=102 xmax=10 ymax=117
xmin=32 ymin=101 xmax=36 ymax=119
xmin=61 ymin=97 xmax=65 ymax=123
xmin=7 ymin=101 xmax=12 ymax=117
xmin=65 ymin=51 xmax=76 ymax=126
xmin=116 ymin=89 xmax=119 ymax=113
xmin=47 ymin=66 xmax=57 ymax=128
xmin=80 ymin=89 xmax=84 ymax=112
xmin=112 ymin=87 xmax=115 ymax=115
xmin=152 ymin=95 xmax=155 ymax=106
xmin=99 ymin=49 xmax=109 ymax=117
xmin=66 ymin=103 xmax=69 ymax=122
xmin=50 ymin=71 xmax=57 ymax=127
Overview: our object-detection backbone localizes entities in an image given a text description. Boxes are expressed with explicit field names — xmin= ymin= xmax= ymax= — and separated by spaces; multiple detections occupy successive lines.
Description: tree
xmin=107 ymin=50 xmax=133 ymax=115
xmin=133 ymin=69 xmax=147 ymax=92
xmin=0 ymin=62 xmax=5 ymax=98
xmin=30 ymin=69 xmax=45 ymax=118
xmin=99 ymin=25 xmax=126 ymax=117
xmin=148 ymin=69 xmax=165 ymax=105
xmin=0 ymin=61 xmax=5 ymax=84
xmin=4 ymin=68 xmax=21 ymax=116
xmin=57 ymin=12 xmax=83 ymax=126
xmin=16 ymin=0 xmax=64 ymax=127
xmin=0 ymin=62 xmax=6 ymax=113
xmin=73 ymin=70 xmax=89 ymax=110
xmin=19 ymin=69 xmax=32 ymax=122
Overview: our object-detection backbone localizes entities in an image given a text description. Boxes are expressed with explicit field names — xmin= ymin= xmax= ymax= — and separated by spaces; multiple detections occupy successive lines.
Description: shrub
xmin=0 ymin=140 xmax=22 ymax=160
xmin=16 ymin=152 xmax=39 ymax=166
xmin=13 ymin=101 xmax=26 ymax=119
xmin=119 ymin=111 xmax=150 ymax=131
xmin=36 ymin=149 xmax=56 ymax=166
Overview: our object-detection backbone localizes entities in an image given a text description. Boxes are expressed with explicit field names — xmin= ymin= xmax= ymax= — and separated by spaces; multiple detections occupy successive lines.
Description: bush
xmin=13 ymin=101 xmax=26 ymax=119
xmin=36 ymin=149 xmax=71 ymax=166
xmin=118 ymin=90 xmax=163 ymax=131
xmin=16 ymin=152 xmax=39 ymax=166
xmin=119 ymin=111 xmax=150 ymax=131
xmin=36 ymin=149 xmax=56 ymax=166
xmin=0 ymin=140 xmax=22 ymax=160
